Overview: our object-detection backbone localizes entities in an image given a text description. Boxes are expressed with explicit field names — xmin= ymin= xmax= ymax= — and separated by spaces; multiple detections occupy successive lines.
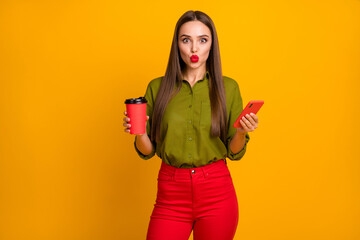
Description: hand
xmin=123 ymin=111 xmax=150 ymax=135
xmin=236 ymin=113 xmax=259 ymax=134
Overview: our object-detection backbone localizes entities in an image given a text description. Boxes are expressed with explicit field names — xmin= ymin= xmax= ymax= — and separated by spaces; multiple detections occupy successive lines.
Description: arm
xmin=229 ymin=129 xmax=247 ymax=155
xmin=225 ymin=79 xmax=250 ymax=160
xmin=229 ymin=111 xmax=259 ymax=155
xmin=132 ymin=81 xmax=157 ymax=160
xmin=135 ymin=125 xmax=154 ymax=156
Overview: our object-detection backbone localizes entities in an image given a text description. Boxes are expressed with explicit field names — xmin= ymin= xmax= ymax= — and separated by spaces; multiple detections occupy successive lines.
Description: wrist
xmin=136 ymin=132 xmax=147 ymax=137
xmin=236 ymin=128 xmax=246 ymax=135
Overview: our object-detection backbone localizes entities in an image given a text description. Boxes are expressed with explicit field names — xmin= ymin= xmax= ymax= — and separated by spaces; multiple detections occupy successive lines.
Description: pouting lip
xmin=190 ymin=55 xmax=199 ymax=62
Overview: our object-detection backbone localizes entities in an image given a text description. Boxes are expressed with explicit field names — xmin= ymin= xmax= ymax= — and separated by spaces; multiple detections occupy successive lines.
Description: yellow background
xmin=1 ymin=0 xmax=359 ymax=239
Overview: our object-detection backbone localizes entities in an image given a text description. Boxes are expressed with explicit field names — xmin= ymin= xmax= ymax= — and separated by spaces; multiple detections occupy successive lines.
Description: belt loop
xmin=201 ymin=167 xmax=208 ymax=178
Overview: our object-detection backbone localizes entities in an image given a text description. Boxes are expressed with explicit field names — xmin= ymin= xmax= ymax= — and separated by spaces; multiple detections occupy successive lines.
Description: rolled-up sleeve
xmin=133 ymin=82 xmax=156 ymax=160
xmin=226 ymin=80 xmax=250 ymax=160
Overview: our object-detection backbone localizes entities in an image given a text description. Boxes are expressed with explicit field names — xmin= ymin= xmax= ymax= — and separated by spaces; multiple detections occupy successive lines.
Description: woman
xmin=123 ymin=10 xmax=259 ymax=240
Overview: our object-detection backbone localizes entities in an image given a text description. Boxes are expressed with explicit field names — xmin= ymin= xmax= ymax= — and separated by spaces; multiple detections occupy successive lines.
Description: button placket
xmin=186 ymin=88 xmax=194 ymax=161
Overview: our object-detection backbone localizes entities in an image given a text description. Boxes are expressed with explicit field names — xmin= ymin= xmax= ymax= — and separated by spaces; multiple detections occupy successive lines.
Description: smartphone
xmin=233 ymin=100 xmax=264 ymax=128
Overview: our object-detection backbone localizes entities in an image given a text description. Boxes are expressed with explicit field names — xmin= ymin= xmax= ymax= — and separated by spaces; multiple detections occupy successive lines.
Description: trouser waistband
xmin=159 ymin=159 xmax=229 ymax=181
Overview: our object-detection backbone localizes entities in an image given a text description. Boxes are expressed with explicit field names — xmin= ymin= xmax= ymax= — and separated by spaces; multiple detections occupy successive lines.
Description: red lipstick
xmin=190 ymin=55 xmax=199 ymax=63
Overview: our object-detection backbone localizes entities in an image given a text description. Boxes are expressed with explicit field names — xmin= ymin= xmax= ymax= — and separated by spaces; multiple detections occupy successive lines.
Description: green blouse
xmin=134 ymin=71 xmax=250 ymax=168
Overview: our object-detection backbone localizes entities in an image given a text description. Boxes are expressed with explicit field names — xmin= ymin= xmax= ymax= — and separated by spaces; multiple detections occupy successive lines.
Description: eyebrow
xmin=179 ymin=34 xmax=210 ymax=38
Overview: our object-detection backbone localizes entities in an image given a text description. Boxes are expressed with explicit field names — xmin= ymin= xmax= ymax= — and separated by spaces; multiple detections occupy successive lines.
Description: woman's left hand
xmin=236 ymin=113 xmax=259 ymax=134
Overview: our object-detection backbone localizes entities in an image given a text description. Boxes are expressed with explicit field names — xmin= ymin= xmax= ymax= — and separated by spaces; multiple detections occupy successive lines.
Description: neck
xmin=182 ymin=67 xmax=207 ymax=83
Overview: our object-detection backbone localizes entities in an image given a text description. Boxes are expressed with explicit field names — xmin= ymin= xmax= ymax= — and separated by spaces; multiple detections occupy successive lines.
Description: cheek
xmin=178 ymin=44 xmax=187 ymax=53
xmin=202 ymin=46 xmax=211 ymax=58
xmin=202 ymin=44 xmax=211 ymax=53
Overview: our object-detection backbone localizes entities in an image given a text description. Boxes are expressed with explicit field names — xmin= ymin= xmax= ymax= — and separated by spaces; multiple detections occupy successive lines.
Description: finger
xmin=248 ymin=114 xmax=258 ymax=129
xmin=124 ymin=128 xmax=130 ymax=133
xmin=240 ymin=119 xmax=249 ymax=131
xmin=250 ymin=113 xmax=259 ymax=123
xmin=236 ymin=122 xmax=246 ymax=132
xmin=245 ymin=114 xmax=256 ymax=126
xmin=123 ymin=117 xmax=130 ymax=122
xmin=124 ymin=111 xmax=127 ymax=116
xmin=123 ymin=122 xmax=131 ymax=128
xmin=242 ymin=116 xmax=254 ymax=131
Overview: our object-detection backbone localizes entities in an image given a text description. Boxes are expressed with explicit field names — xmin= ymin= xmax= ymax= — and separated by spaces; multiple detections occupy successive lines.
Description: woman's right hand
xmin=123 ymin=111 xmax=150 ymax=135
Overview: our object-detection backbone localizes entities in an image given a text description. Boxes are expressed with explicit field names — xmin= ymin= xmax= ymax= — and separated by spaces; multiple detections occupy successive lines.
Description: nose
xmin=191 ymin=42 xmax=199 ymax=53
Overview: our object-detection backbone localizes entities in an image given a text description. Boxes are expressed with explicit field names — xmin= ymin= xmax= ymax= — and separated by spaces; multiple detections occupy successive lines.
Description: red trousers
xmin=146 ymin=159 xmax=239 ymax=240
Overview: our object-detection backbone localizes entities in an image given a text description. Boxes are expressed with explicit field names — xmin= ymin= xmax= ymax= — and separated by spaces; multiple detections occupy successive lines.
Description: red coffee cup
xmin=125 ymin=97 xmax=148 ymax=135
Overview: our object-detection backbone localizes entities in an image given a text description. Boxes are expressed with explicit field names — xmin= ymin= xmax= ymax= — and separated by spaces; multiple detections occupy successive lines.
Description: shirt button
xmin=188 ymin=137 xmax=192 ymax=141
xmin=189 ymin=105 xmax=192 ymax=108
xmin=191 ymin=170 xmax=195 ymax=174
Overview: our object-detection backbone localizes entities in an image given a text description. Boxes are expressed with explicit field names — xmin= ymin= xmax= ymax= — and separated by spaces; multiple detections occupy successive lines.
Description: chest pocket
xmin=200 ymin=101 xmax=211 ymax=128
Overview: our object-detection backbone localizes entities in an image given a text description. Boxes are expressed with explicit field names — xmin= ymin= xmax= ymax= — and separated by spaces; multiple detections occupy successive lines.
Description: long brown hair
xmin=151 ymin=10 xmax=228 ymax=144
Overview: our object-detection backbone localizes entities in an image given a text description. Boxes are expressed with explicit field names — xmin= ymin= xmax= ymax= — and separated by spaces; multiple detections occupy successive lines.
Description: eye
xmin=182 ymin=38 xmax=190 ymax=43
xmin=200 ymin=38 xmax=208 ymax=43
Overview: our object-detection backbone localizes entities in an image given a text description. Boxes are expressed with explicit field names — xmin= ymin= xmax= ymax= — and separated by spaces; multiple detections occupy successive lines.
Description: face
xmin=178 ymin=20 xmax=212 ymax=71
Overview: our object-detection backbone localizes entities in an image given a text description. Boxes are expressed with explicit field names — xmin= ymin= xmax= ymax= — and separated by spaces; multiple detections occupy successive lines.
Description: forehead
xmin=178 ymin=20 xmax=211 ymax=36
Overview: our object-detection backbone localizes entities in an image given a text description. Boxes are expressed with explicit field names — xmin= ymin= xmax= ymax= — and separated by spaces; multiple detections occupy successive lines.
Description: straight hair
xmin=151 ymin=10 xmax=228 ymax=144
